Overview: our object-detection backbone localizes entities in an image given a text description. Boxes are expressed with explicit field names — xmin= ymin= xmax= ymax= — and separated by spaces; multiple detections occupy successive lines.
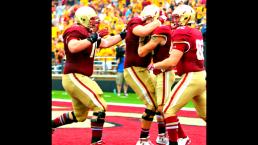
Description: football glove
xmin=120 ymin=29 xmax=127 ymax=40
xmin=86 ymin=33 xmax=99 ymax=43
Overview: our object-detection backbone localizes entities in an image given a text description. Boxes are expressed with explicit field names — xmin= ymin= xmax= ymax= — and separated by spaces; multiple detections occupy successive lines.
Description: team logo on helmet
xmin=172 ymin=4 xmax=196 ymax=26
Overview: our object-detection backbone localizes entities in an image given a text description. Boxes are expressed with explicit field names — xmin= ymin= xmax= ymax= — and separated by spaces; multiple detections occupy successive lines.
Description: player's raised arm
xmin=132 ymin=5 xmax=162 ymax=37
xmin=99 ymin=29 xmax=126 ymax=48
xmin=67 ymin=33 xmax=98 ymax=53
xmin=138 ymin=35 xmax=165 ymax=57
xmin=133 ymin=20 xmax=161 ymax=37
xmin=138 ymin=23 xmax=169 ymax=57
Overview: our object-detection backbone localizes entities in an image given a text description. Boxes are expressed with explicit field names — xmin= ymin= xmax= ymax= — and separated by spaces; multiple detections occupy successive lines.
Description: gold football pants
xmin=163 ymin=70 xmax=206 ymax=121
xmin=62 ymin=73 xmax=107 ymax=122
xmin=124 ymin=66 xmax=157 ymax=111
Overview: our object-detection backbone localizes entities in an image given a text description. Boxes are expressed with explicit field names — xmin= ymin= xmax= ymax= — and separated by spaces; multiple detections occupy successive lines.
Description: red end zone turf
xmin=52 ymin=100 xmax=206 ymax=145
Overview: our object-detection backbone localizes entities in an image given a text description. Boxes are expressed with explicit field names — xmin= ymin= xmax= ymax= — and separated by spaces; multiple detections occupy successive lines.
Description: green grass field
xmin=52 ymin=90 xmax=194 ymax=108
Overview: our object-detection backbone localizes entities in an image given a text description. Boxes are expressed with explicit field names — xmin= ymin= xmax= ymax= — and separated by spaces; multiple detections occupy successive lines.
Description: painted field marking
xmin=52 ymin=99 xmax=195 ymax=111
xmin=52 ymin=110 xmax=206 ymax=128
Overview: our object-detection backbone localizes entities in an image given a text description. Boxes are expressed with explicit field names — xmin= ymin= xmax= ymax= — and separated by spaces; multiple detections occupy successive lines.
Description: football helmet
xmin=140 ymin=5 xmax=160 ymax=20
xmin=74 ymin=6 xmax=99 ymax=29
xmin=175 ymin=0 xmax=187 ymax=5
xmin=172 ymin=4 xmax=196 ymax=26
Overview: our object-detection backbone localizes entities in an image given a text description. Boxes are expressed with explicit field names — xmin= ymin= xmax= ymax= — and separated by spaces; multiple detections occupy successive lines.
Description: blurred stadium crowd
xmin=51 ymin=0 xmax=206 ymax=74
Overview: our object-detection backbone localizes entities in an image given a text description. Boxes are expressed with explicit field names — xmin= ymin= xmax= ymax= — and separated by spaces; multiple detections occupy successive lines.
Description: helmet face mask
xmin=89 ymin=16 xmax=100 ymax=32
xmin=74 ymin=6 xmax=98 ymax=30
xmin=172 ymin=5 xmax=196 ymax=26
xmin=171 ymin=14 xmax=180 ymax=27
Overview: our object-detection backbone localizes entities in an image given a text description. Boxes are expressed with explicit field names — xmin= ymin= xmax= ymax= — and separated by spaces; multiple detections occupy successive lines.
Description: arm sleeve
xmin=64 ymin=30 xmax=83 ymax=44
xmin=172 ymin=43 xmax=188 ymax=52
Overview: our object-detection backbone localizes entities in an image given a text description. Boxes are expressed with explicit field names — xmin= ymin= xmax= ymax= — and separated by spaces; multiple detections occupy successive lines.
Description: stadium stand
xmin=51 ymin=0 xmax=207 ymax=85
xmin=52 ymin=56 xmax=118 ymax=75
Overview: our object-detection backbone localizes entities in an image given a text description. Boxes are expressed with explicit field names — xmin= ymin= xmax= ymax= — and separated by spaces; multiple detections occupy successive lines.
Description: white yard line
xmin=52 ymin=98 xmax=195 ymax=111
xmin=52 ymin=110 xmax=206 ymax=127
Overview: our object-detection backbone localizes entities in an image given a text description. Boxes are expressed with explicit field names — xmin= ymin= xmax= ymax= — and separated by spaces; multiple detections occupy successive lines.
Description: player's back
xmin=172 ymin=26 xmax=205 ymax=76
xmin=124 ymin=17 xmax=152 ymax=68
xmin=152 ymin=25 xmax=172 ymax=75
xmin=62 ymin=24 xmax=95 ymax=76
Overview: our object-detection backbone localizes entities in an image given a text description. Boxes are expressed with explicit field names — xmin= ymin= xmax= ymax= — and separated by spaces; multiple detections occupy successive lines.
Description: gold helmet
xmin=140 ymin=5 xmax=160 ymax=20
xmin=175 ymin=0 xmax=187 ymax=5
xmin=172 ymin=4 xmax=196 ymax=26
xmin=74 ymin=6 xmax=97 ymax=28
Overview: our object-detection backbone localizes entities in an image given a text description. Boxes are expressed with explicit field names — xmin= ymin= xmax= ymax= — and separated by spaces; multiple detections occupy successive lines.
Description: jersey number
xmin=196 ymin=39 xmax=204 ymax=60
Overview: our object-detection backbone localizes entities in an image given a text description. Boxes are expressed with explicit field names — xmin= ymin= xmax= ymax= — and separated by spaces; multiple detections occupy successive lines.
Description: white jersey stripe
xmin=173 ymin=41 xmax=191 ymax=53
xmin=166 ymin=126 xmax=178 ymax=129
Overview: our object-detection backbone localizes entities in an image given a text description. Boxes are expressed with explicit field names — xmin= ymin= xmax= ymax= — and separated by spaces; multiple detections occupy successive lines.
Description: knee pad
xmin=142 ymin=109 xmax=156 ymax=121
xmin=156 ymin=111 xmax=162 ymax=117
xmin=156 ymin=111 xmax=162 ymax=115
xmin=91 ymin=111 xmax=106 ymax=123
xmin=155 ymin=111 xmax=164 ymax=120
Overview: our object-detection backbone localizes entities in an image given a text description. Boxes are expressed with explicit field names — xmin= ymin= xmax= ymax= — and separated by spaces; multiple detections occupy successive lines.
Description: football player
xmin=51 ymin=6 xmax=126 ymax=145
xmin=123 ymin=4 xmax=165 ymax=145
xmin=138 ymin=19 xmax=190 ymax=145
xmin=149 ymin=5 xmax=206 ymax=145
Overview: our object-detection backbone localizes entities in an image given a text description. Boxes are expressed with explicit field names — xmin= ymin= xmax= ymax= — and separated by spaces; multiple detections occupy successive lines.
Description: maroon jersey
xmin=152 ymin=25 xmax=172 ymax=75
xmin=124 ymin=17 xmax=152 ymax=68
xmin=172 ymin=26 xmax=205 ymax=76
xmin=62 ymin=24 xmax=95 ymax=76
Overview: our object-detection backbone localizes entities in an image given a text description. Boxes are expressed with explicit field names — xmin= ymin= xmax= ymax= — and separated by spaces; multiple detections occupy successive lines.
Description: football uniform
xmin=124 ymin=17 xmax=151 ymax=68
xmin=151 ymin=26 xmax=176 ymax=107
xmin=124 ymin=17 xmax=157 ymax=111
xmin=163 ymin=26 xmax=206 ymax=120
xmin=62 ymin=24 xmax=107 ymax=121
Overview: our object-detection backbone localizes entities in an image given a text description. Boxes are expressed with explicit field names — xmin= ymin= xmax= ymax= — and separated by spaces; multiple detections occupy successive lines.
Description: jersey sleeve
xmin=65 ymin=30 xmax=82 ymax=43
xmin=63 ymin=26 xmax=90 ymax=44
xmin=171 ymin=43 xmax=188 ymax=53
xmin=152 ymin=26 xmax=171 ymax=45
xmin=126 ymin=17 xmax=144 ymax=30
xmin=172 ymin=28 xmax=190 ymax=53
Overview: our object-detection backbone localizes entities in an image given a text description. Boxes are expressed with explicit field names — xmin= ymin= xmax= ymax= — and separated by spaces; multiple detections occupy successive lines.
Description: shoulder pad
xmin=63 ymin=24 xmax=90 ymax=38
